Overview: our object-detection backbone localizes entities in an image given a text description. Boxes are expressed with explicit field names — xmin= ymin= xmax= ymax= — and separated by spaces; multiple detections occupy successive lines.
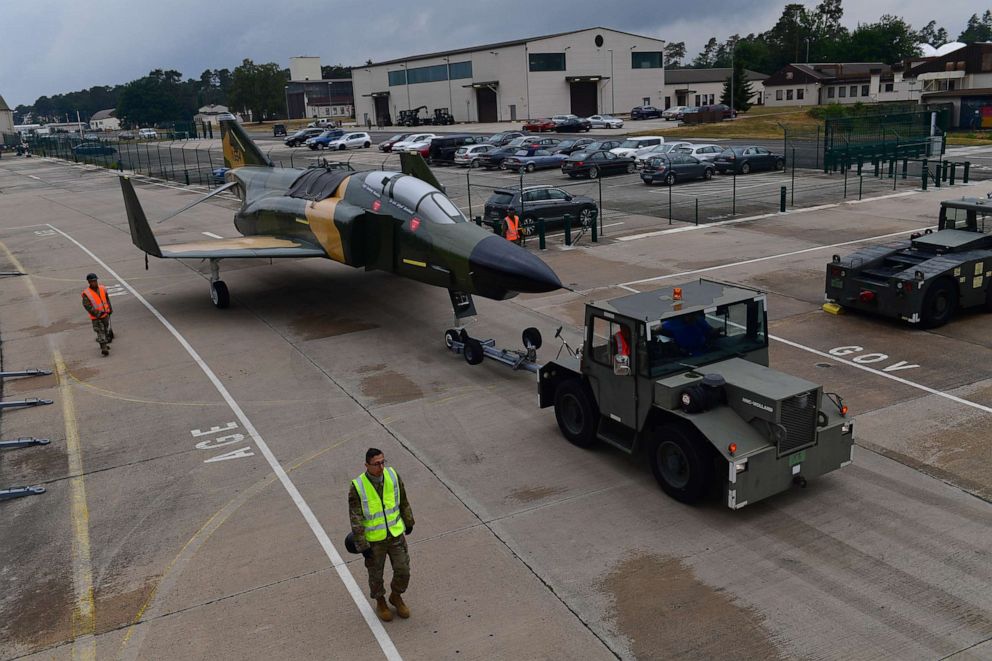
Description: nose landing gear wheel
xmin=210 ymin=281 xmax=230 ymax=309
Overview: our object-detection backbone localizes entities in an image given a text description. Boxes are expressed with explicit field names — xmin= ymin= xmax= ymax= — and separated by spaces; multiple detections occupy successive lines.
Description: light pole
xmin=401 ymin=62 xmax=410 ymax=111
xmin=805 ymin=38 xmax=811 ymax=63
xmin=444 ymin=56 xmax=453 ymax=119
xmin=730 ymin=46 xmax=735 ymax=115
xmin=607 ymin=49 xmax=614 ymax=114
xmin=629 ymin=45 xmax=637 ymax=105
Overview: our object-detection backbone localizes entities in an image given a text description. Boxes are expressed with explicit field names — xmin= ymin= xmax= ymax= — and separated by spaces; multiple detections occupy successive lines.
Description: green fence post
xmin=780 ymin=186 xmax=786 ymax=212
xmin=184 ymin=170 xmax=190 ymax=185
xmin=538 ymin=218 xmax=546 ymax=250
xmin=942 ymin=160 xmax=949 ymax=182
xmin=732 ymin=170 xmax=736 ymax=216
xmin=590 ymin=210 xmax=598 ymax=243
xmin=844 ymin=167 xmax=848 ymax=198
xmin=921 ymin=159 xmax=928 ymax=191
xmin=668 ymin=181 xmax=673 ymax=224
xmin=563 ymin=214 xmax=572 ymax=246
xmin=873 ymin=159 xmax=879 ymax=177
xmin=935 ymin=160 xmax=941 ymax=188
xmin=963 ymin=161 xmax=970 ymax=183
xmin=859 ymin=174 xmax=863 ymax=200
xmin=901 ymin=159 xmax=908 ymax=180
xmin=695 ymin=198 xmax=699 ymax=225
xmin=949 ymin=162 xmax=956 ymax=186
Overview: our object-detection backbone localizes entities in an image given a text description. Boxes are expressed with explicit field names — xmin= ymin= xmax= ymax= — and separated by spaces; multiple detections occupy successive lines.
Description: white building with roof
xmin=89 ymin=108 xmax=120 ymax=131
xmin=352 ymin=27 xmax=666 ymax=126
xmin=0 ymin=94 xmax=13 ymax=134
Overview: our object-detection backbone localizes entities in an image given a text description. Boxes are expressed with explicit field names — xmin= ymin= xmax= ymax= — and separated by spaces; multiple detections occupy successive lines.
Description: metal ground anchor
xmin=0 ymin=486 xmax=47 ymax=501
xmin=0 ymin=437 xmax=51 ymax=450
xmin=0 ymin=369 xmax=53 ymax=379
xmin=0 ymin=398 xmax=54 ymax=409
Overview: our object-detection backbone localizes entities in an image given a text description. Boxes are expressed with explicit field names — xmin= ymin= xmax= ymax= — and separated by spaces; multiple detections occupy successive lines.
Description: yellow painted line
xmin=56 ymin=350 xmax=97 ymax=661
xmin=295 ymin=217 xmax=310 ymax=225
xmin=402 ymin=258 xmax=427 ymax=268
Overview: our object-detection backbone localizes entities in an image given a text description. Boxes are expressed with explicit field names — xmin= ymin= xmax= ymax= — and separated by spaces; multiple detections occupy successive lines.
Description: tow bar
xmin=444 ymin=327 xmax=542 ymax=373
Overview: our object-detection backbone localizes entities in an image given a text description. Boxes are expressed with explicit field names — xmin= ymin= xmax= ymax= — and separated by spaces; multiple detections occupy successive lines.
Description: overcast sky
xmin=1 ymin=0 xmax=983 ymax=107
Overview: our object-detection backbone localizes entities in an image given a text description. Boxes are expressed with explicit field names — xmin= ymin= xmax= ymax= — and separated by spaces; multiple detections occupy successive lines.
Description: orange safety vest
xmin=504 ymin=215 xmax=520 ymax=242
xmin=82 ymin=285 xmax=111 ymax=320
xmin=614 ymin=328 xmax=630 ymax=357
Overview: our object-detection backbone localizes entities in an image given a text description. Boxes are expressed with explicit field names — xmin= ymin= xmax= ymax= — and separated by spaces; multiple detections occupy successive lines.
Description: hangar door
xmin=476 ymin=87 xmax=498 ymax=123
xmin=570 ymin=82 xmax=598 ymax=117
xmin=373 ymin=96 xmax=392 ymax=126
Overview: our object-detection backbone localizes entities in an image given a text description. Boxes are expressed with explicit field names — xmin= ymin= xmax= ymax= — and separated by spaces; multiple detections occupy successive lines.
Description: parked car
xmin=582 ymin=139 xmax=623 ymax=152
xmin=306 ymin=129 xmax=346 ymax=150
xmin=561 ymin=150 xmax=636 ymax=178
xmin=484 ymin=185 xmax=598 ymax=236
xmin=525 ymin=136 xmax=561 ymax=149
xmin=611 ymin=136 xmax=664 ymax=158
xmin=119 ymin=131 xmax=135 ymax=140
xmin=713 ymin=146 xmax=784 ymax=174
xmin=453 ymin=144 xmax=495 ymax=167
xmin=676 ymin=143 xmax=724 ymax=162
xmin=699 ymin=103 xmax=737 ymax=119
xmin=324 ymin=132 xmax=373 ymax=151
xmin=675 ymin=106 xmax=700 ymax=120
xmin=487 ymin=131 xmax=525 ymax=146
xmin=522 ymin=118 xmax=556 ymax=132
xmin=83 ymin=133 xmax=101 ymax=141
xmin=551 ymin=114 xmax=578 ymax=124
xmin=551 ymin=138 xmax=595 ymax=155
xmin=478 ymin=137 xmax=533 ymax=169
xmin=554 ymin=117 xmax=592 ymax=132
xmin=585 ymin=114 xmax=624 ymax=129
xmin=662 ymin=106 xmax=688 ymax=121
xmin=630 ymin=106 xmax=662 ymax=120
xmin=138 ymin=128 xmax=158 ymax=139
xmin=503 ymin=149 xmax=568 ymax=173
xmin=378 ymin=133 xmax=412 ymax=152
xmin=285 ymin=127 xmax=325 ymax=147
xmin=428 ymin=134 xmax=482 ymax=164
xmin=390 ymin=133 xmax=437 ymax=151
xmin=212 ymin=166 xmax=230 ymax=183
xmin=634 ymin=141 xmax=694 ymax=167
xmin=641 ymin=153 xmax=715 ymax=185
xmin=73 ymin=143 xmax=117 ymax=156
xmin=308 ymin=118 xmax=338 ymax=128
xmin=272 ymin=124 xmax=287 ymax=136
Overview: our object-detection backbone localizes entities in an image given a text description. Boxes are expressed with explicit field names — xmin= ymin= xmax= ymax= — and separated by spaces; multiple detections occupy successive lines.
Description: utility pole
xmin=608 ymin=49 xmax=614 ymax=114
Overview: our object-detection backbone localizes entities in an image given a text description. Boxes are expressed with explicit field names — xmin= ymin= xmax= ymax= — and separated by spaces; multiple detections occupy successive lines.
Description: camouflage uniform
xmin=81 ymin=287 xmax=113 ymax=349
xmin=348 ymin=472 xmax=414 ymax=599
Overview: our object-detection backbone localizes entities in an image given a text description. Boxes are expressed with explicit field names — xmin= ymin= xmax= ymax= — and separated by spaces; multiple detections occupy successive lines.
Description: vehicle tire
xmin=626 ymin=162 xmax=636 ymax=174
xmin=775 ymin=158 xmax=784 ymax=171
xmin=568 ymin=173 xmax=578 ymax=179
xmin=703 ymin=168 xmax=713 ymax=180
xmin=648 ymin=424 xmax=712 ymax=504
xmin=309 ymin=145 xmax=317 ymax=151
xmin=471 ymin=159 xmax=480 ymax=168
xmin=553 ymin=380 xmax=598 ymax=448
xmin=463 ymin=338 xmax=485 ymax=365
xmin=363 ymin=141 xmax=371 ymax=148
xmin=526 ymin=163 xmax=536 ymax=173
xmin=521 ymin=216 xmax=537 ymax=236
xmin=499 ymin=162 xmax=507 ymax=170
xmin=664 ymin=173 xmax=676 ymax=186
xmin=210 ymin=281 xmax=230 ymax=309
xmin=444 ymin=328 xmax=460 ymax=349
xmin=589 ymin=166 xmax=600 ymax=178
xmin=338 ymin=144 xmax=346 ymax=151
xmin=740 ymin=162 xmax=751 ymax=174
xmin=920 ymin=277 xmax=957 ymax=328
xmin=985 ymin=285 xmax=992 ymax=313
xmin=579 ymin=207 xmax=595 ymax=228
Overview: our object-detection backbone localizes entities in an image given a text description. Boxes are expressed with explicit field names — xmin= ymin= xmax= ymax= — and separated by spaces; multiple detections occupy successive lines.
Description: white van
xmin=138 ymin=128 xmax=159 ymax=139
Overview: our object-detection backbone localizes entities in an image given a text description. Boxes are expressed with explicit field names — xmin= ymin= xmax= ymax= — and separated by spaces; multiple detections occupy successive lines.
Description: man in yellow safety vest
xmin=81 ymin=273 xmax=114 ymax=356
xmin=349 ymin=448 xmax=415 ymax=621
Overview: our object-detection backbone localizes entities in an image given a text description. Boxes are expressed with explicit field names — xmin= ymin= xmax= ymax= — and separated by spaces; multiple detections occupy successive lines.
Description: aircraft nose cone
xmin=469 ymin=235 xmax=562 ymax=298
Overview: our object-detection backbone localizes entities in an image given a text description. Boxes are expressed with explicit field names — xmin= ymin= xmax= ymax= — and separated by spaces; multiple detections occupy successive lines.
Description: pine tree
xmin=720 ymin=59 xmax=753 ymax=113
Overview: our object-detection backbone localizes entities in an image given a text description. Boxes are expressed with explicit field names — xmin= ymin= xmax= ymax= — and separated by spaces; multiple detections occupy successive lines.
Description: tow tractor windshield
xmin=642 ymin=298 xmax=767 ymax=378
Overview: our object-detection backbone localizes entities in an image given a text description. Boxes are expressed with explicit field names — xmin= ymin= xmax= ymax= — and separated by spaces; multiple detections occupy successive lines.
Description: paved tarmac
xmin=1 ymin=156 xmax=991 ymax=660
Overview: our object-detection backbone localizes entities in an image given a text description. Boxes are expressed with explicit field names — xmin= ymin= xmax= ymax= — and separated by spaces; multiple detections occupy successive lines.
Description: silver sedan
xmin=585 ymin=114 xmax=624 ymax=129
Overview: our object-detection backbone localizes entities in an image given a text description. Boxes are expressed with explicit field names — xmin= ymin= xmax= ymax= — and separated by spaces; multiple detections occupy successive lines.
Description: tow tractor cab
xmin=825 ymin=197 xmax=992 ymax=327
xmin=539 ymin=279 xmax=854 ymax=509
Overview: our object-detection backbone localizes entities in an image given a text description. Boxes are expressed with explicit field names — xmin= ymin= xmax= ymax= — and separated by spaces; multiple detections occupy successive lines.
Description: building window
xmin=797 ymin=88 xmax=804 ymax=100
xmin=827 ymin=87 xmax=835 ymax=98
xmin=884 ymin=83 xmax=894 ymax=92
xmin=776 ymin=89 xmax=783 ymax=100
xmin=631 ymin=51 xmax=663 ymax=69
xmin=709 ymin=94 xmax=715 ymax=104
xmin=786 ymin=89 xmax=793 ymax=100
xmin=695 ymin=94 xmax=700 ymax=105
xmin=643 ymin=97 xmax=650 ymax=105
xmin=407 ymin=64 xmax=448 ymax=84
xmin=839 ymin=86 xmax=846 ymax=98
xmin=849 ymin=85 xmax=857 ymax=97
xmin=861 ymin=84 xmax=869 ymax=96
xmin=664 ymin=96 xmax=671 ymax=109
xmin=786 ymin=71 xmax=793 ymax=80
xmin=448 ymin=61 xmax=472 ymax=80
xmin=388 ymin=70 xmax=406 ymax=86
xmin=529 ymin=53 xmax=566 ymax=72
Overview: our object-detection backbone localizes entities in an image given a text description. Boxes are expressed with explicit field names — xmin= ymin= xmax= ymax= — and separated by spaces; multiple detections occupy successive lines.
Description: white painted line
xmin=28 ymin=174 xmax=42 ymax=180
xmin=202 ymin=231 xmax=224 ymax=239
xmin=617 ymin=226 xmax=932 ymax=289
xmin=770 ymin=332 xmax=992 ymax=416
xmin=47 ymin=224 xmax=403 ymax=661
xmin=844 ymin=191 xmax=917 ymax=204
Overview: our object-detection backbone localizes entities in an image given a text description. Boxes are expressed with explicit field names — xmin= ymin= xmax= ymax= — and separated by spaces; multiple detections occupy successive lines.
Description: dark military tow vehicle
xmin=825 ymin=197 xmax=992 ymax=327
xmin=538 ymin=280 xmax=853 ymax=509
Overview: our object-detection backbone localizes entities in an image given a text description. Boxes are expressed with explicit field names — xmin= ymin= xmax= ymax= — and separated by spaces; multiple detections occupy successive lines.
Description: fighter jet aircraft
xmin=118 ymin=116 xmax=561 ymax=318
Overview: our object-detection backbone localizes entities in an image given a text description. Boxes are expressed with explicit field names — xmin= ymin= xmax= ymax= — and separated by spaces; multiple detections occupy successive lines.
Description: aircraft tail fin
xmin=118 ymin=176 xmax=163 ymax=258
xmin=219 ymin=114 xmax=273 ymax=169
xmin=399 ymin=152 xmax=445 ymax=192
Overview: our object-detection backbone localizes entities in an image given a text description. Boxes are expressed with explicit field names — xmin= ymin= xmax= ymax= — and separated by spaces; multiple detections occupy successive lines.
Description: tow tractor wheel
xmin=553 ymin=380 xmax=598 ymax=448
xmin=210 ymin=281 xmax=230 ymax=309
xmin=648 ymin=424 xmax=712 ymax=504
xmin=522 ymin=327 xmax=542 ymax=350
xmin=920 ymin=277 xmax=957 ymax=328
xmin=463 ymin=338 xmax=484 ymax=365
xmin=444 ymin=329 xmax=460 ymax=349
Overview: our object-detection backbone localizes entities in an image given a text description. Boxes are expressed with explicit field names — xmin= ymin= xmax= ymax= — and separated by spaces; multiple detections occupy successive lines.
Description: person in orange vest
xmin=81 ymin=273 xmax=113 ymax=356
xmin=503 ymin=207 xmax=522 ymax=245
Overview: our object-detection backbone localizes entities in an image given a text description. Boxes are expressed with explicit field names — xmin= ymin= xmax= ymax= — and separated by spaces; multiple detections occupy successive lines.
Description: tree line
xmin=14 ymin=60 xmax=352 ymax=127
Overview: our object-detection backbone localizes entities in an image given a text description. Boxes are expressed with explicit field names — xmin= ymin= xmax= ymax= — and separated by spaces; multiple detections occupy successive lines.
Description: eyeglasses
xmin=368 ymin=460 xmax=387 ymax=467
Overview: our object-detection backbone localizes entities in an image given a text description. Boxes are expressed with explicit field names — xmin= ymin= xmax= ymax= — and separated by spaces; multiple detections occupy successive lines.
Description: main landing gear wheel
xmin=210 ymin=281 xmax=230 ymax=309
xmin=648 ymin=424 xmax=712 ymax=504
xmin=553 ymin=380 xmax=598 ymax=448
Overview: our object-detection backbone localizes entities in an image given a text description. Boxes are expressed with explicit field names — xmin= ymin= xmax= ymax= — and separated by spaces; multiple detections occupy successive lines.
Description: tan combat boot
xmin=389 ymin=592 xmax=410 ymax=619
xmin=375 ymin=597 xmax=393 ymax=622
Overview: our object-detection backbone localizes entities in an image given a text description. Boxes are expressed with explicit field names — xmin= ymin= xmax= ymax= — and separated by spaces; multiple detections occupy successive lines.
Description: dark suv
xmin=427 ymin=134 xmax=483 ymax=165
xmin=631 ymin=106 xmax=662 ymax=120
xmin=285 ymin=127 xmax=324 ymax=147
xmin=484 ymin=186 xmax=598 ymax=236
xmin=699 ymin=103 xmax=736 ymax=119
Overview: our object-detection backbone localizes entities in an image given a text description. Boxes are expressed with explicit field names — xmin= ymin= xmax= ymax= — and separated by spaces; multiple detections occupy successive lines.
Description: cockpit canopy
xmin=364 ymin=171 xmax=467 ymax=224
